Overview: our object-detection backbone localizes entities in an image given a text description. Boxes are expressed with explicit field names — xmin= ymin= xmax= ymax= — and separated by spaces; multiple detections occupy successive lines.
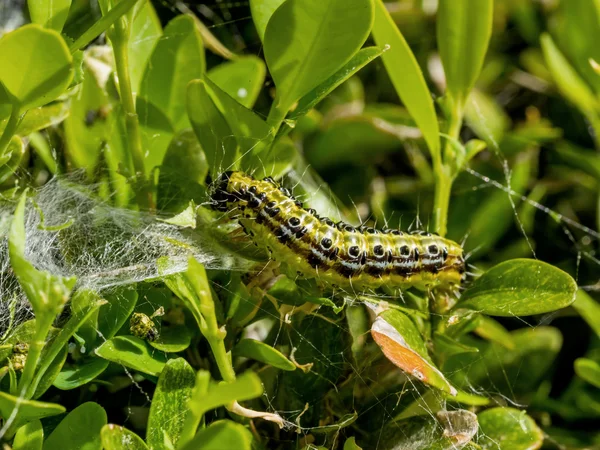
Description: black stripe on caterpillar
xmin=209 ymin=171 xmax=465 ymax=291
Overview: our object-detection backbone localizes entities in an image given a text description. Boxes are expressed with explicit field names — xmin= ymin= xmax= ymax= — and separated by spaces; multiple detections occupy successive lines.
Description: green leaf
xmin=28 ymin=132 xmax=57 ymax=174
xmin=158 ymin=129 xmax=209 ymax=212
xmin=459 ymin=259 xmax=577 ymax=316
xmin=249 ymin=0 xmax=285 ymax=41
xmin=148 ymin=325 xmax=193 ymax=353
xmin=136 ymin=96 xmax=174 ymax=172
xmin=343 ymin=437 xmax=362 ymax=450
xmin=477 ymin=407 xmax=543 ymax=450
xmin=188 ymin=370 xmax=264 ymax=417
xmin=0 ymin=392 xmax=65 ymax=426
xmin=43 ymin=402 xmax=107 ymax=450
xmin=541 ymin=33 xmax=599 ymax=116
xmin=0 ymin=135 xmax=26 ymax=184
xmin=187 ymin=79 xmax=238 ymax=177
xmin=290 ymin=46 xmax=384 ymax=120
xmin=28 ymin=0 xmax=71 ymax=32
xmin=53 ymin=358 xmax=110 ymax=390
xmin=97 ymin=289 xmax=138 ymax=341
xmin=13 ymin=420 xmax=43 ymax=450
xmin=437 ymin=0 xmax=493 ymax=107
xmin=0 ymin=101 xmax=70 ymax=137
xmin=179 ymin=420 xmax=253 ymax=450
xmin=0 ymin=24 xmax=73 ymax=110
xmin=474 ymin=315 xmax=515 ymax=350
xmin=372 ymin=0 xmax=440 ymax=160
xmin=446 ymin=327 xmax=562 ymax=394
xmin=147 ymin=358 xmax=196 ymax=449
xmin=33 ymin=345 xmax=67 ymax=399
xmin=128 ymin=1 xmax=162 ymax=93
xmin=233 ymin=339 xmax=296 ymax=371
xmin=264 ymin=0 xmax=374 ymax=113
xmin=572 ymin=289 xmax=600 ymax=337
xmin=575 ymin=358 xmax=600 ymax=388
xmin=140 ymin=14 xmax=205 ymax=130
xmin=95 ymin=336 xmax=167 ymax=376
xmin=101 ymin=425 xmax=148 ymax=450
xmin=372 ymin=310 xmax=456 ymax=395
xmin=208 ymin=56 xmax=266 ymax=108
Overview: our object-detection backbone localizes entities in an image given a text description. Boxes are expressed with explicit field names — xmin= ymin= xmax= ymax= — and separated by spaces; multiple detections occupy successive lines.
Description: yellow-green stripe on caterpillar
xmin=210 ymin=171 xmax=465 ymax=291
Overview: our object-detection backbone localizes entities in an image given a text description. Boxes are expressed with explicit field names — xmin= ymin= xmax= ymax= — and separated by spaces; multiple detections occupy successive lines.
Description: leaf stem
xmin=68 ymin=0 xmax=140 ymax=53
xmin=0 ymin=105 xmax=21 ymax=157
xmin=110 ymin=22 xmax=152 ymax=209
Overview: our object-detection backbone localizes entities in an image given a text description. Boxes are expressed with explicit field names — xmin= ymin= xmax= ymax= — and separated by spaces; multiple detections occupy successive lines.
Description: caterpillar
xmin=209 ymin=171 xmax=465 ymax=291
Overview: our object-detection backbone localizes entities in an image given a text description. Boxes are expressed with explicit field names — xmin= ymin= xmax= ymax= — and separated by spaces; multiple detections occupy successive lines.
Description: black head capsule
xmin=209 ymin=171 xmax=235 ymax=211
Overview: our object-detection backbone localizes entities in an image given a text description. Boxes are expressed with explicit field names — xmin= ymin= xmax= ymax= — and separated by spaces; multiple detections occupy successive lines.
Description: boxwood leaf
xmin=372 ymin=310 xmax=457 ymax=395
xmin=459 ymin=259 xmax=577 ymax=316
xmin=140 ymin=14 xmax=204 ymax=131
xmin=249 ymin=0 xmax=285 ymax=41
xmin=101 ymin=425 xmax=148 ymax=450
xmin=574 ymin=358 xmax=600 ymax=388
xmin=208 ymin=56 xmax=266 ymax=108
xmin=0 ymin=24 xmax=73 ymax=110
xmin=147 ymin=358 xmax=196 ymax=449
xmin=572 ymin=289 xmax=600 ymax=337
xmin=541 ymin=33 xmax=599 ymax=116
xmin=372 ymin=0 xmax=440 ymax=160
xmin=477 ymin=407 xmax=543 ymax=450
xmin=264 ymin=0 xmax=374 ymax=113
xmin=13 ymin=420 xmax=43 ymax=450
xmin=95 ymin=336 xmax=167 ymax=376
xmin=179 ymin=420 xmax=253 ymax=450
xmin=0 ymin=392 xmax=65 ymax=427
xmin=43 ymin=402 xmax=107 ymax=450
xmin=290 ymin=46 xmax=384 ymax=119
xmin=97 ymin=289 xmax=138 ymax=341
xmin=28 ymin=0 xmax=71 ymax=32
xmin=437 ymin=0 xmax=493 ymax=107
xmin=233 ymin=339 xmax=296 ymax=371
xmin=54 ymin=358 xmax=110 ymax=390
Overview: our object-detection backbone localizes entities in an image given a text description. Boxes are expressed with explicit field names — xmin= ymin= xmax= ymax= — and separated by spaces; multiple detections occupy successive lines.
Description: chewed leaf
xmin=371 ymin=311 xmax=456 ymax=395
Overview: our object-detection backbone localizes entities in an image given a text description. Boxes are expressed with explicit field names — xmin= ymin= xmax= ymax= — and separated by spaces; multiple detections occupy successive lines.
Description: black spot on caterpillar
xmin=210 ymin=171 xmax=465 ymax=291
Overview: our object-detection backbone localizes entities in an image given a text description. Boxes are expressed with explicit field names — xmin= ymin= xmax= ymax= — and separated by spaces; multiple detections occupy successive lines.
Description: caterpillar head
xmin=208 ymin=171 xmax=236 ymax=211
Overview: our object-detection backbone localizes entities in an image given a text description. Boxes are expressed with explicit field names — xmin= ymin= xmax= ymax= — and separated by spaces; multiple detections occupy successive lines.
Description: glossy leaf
xmin=128 ymin=1 xmax=162 ymax=93
xmin=250 ymin=0 xmax=285 ymax=41
xmin=187 ymin=79 xmax=238 ymax=176
xmin=43 ymin=402 xmax=107 ymax=450
xmin=0 ymin=135 xmax=25 ymax=184
xmin=13 ymin=420 xmax=43 ymax=450
xmin=437 ymin=0 xmax=493 ymax=107
xmin=459 ymin=259 xmax=577 ymax=316
xmin=372 ymin=0 xmax=440 ymax=159
xmin=147 ymin=358 xmax=196 ymax=449
xmin=208 ymin=56 xmax=266 ymax=108
xmin=233 ymin=339 xmax=296 ymax=371
xmin=28 ymin=0 xmax=71 ymax=32
xmin=136 ymin=96 xmax=174 ymax=172
xmin=95 ymin=336 xmax=167 ymax=376
xmin=158 ymin=129 xmax=208 ymax=212
xmin=101 ymin=425 xmax=148 ymax=450
xmin=0 ymin=25 xmax=73 ymax=110
xmin=477 ymin=407 xmax=543 ymax=450
xmin=575 ymin=358 xmax=600 ymax=388
xmin=372 ymin=310 xmax=456 ymax=395
xmin=0 ymin=101 xmax=70 ymax=137
xmin=179 ymin=420 xmax=253 ymax=450
xmin=0 ymin=392 xmax=65 ymax=425
xmin=541 ymin=33 xmax=599 ymax=115
xmin=149 ymin=325 xmax=193 ymax=353
xmin=188 ymin=370 xmax=264 ymax=417
xmin=290 ymin=46 xmax=384 ymax=119
xmin=53 ymin=358 xmax=110 ymax=390
xmin=264 ymin=0 xmax=374 ymax=112
xmin=140 ymin=14 xmax=205 ymax=130
xmin=97 ymin=289 xmax=138 ymax=341
xmin=33 ymin=345 xmax=67 ymax=399
xmin=572 ymin=289 xmax=600 ymax=337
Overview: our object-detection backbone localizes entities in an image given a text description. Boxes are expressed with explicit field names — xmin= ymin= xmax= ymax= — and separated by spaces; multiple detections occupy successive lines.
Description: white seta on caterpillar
xmin=209 ymin=171 xmax=465 ymax=291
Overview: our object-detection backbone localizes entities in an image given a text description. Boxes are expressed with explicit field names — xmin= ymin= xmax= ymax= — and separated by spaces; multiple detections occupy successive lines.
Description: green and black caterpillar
xmin=210 ymin=171 xmax=465 ymax=291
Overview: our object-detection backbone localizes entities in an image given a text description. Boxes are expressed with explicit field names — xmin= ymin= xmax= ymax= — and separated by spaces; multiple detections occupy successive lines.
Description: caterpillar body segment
xmin=210 ymin=171 xmax=465 ymax=291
